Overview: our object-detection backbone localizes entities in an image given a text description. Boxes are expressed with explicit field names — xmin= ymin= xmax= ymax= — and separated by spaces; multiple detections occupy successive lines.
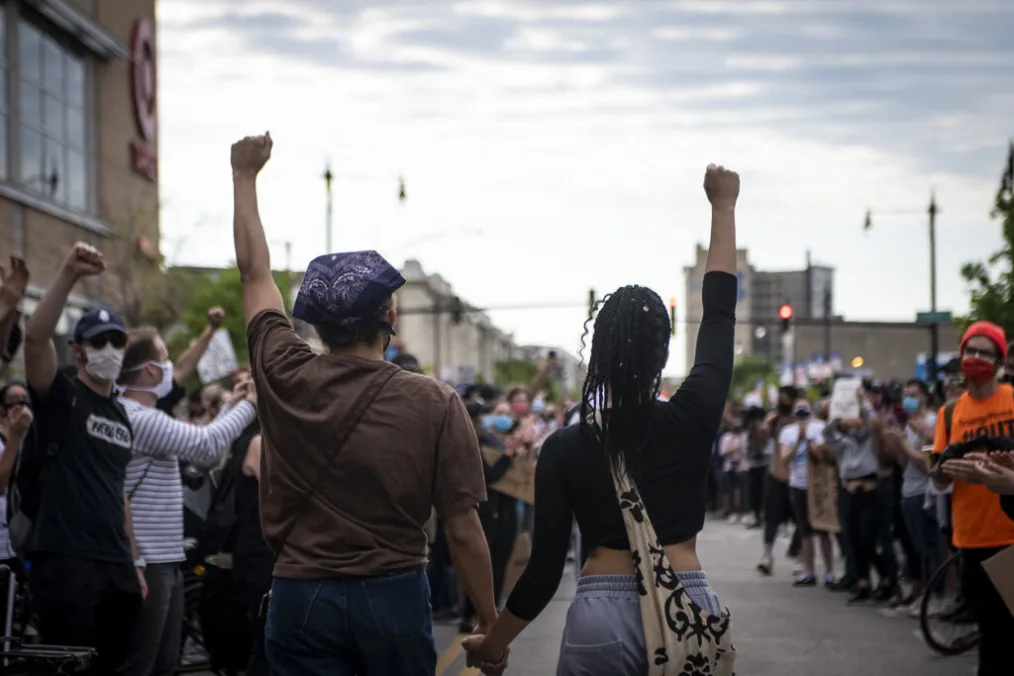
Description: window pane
xmin=0 ymin=69 xmax=6 ymax=113
xmin=19 ymin=81 xmax=41 ymax=130
xmin=0 ymin=114 xmax=6 ymax=180
xmin=42 ymin=38 xmax=64 ymax=96
xmin=66 ymin=55 xmax=84 ymax=109
xmin=44 ymin=137 xmax=66 ymax=203
xmin=18 ymin=23 xmax=41 ymax=84
xmin=43 ymin=93 xmax=62 ymax=141
xmin=19 ymin=125 xmax=42 ymax=187
xmin=66 ymin=149 xmax=85 ymax=210
xmin=66 ymin=106 xmax=83 ymax=151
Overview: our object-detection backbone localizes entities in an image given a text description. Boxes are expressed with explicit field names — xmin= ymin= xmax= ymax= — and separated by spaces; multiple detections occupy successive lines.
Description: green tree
xmin=728 ymin=356 xmax=775 ymax=400
xmin=494 ymin=359 xmax=562 ymax=402
xmin=959 ymin=142 xmax=1014 ymax=334
xmin=170 ymin=266 xmax=294 ymax=367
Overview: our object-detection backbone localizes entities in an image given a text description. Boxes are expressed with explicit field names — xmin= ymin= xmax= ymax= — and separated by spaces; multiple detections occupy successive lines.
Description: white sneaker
xmin=742 ymin=514 xmax=758 ymax=527
xmin=726 ymin=514 xmax=740 ymax=524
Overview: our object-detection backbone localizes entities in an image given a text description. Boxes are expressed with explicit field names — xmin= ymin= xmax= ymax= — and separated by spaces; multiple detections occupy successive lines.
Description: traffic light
xmin=669 ymin=298 xmax=677 ymax=336
xmin=778 ymin=303 xmax=793 ymax=332
xmin=450 ymin=296 xmax=464 ymax=325
xmin=588 ymin=288 xmax=596 ymax=316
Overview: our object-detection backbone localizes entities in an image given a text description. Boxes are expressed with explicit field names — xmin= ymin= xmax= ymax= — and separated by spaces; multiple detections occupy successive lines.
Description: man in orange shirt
xmin=933 ymin=321 xmax=1014 ymax=676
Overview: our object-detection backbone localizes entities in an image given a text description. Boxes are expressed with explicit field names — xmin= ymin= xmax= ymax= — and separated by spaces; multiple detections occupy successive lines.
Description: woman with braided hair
xmin=463 ymin=165 xmax=740 ymax=676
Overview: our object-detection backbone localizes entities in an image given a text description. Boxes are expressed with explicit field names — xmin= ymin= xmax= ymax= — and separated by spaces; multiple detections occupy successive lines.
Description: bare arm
xmin=703 ymin=165 xmax=738 ymax=275
xmin=173 ymin=309 xmax=223 ymax=382
xmin=0 ymin=259 xmax=29 ymax=371
xmin=0 ymin=430 xmax=24 ymax=490
xmin=124 ymin=493 xmax=140 ymax=561
xmin=443 ymin=507 xmax=498 ymax=630
xmin=232 ymin=134 xmax=285 ymax=326
xmin=242 ymin=434 xmax=262 ymax=480
xmin=24 ymin=268 xmax=77 ymax=399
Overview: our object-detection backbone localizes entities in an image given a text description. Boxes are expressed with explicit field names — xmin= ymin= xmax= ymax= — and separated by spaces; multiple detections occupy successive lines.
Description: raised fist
xmin=207 ymin=306 xmax=225 ymax=328
xmin=63 ymin=242 xmax=105 ymax=279
xmin=231 ymin=133 xmax=273 ymax=175
xmin=703 ymin=164 xmax=740 ymax=209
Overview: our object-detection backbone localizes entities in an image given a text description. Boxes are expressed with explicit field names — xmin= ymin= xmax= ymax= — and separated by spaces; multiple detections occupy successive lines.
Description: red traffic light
xmin=669 ymin=297 xmax=677 ymax=309
xmin=778 ymin=304 xmax=793 ymax=321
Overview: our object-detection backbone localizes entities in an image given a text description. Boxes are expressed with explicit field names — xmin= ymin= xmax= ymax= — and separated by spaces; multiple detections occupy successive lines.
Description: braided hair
xmin=578 ymin=285 xmax=671 ymax=479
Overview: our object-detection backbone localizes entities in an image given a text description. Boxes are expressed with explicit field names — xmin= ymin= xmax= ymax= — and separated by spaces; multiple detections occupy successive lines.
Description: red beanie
xmin=961 ymin=321 xmax=1008 ymax=361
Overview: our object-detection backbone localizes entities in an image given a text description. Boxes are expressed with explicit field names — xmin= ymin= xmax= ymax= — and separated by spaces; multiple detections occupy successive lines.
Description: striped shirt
xmin=123 ymin=398 xmax=257 ymax=564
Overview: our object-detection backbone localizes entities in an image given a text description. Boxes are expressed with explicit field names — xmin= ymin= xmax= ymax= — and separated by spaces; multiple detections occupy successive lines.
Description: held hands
xmin=0 ymin=257 xmax=30 ymax=307
xmin=462 ymin=634 xmax=510 ymax=675
xmin=63 ymin=242 xmax=105 ymax=279
xmin=703 ymin=164 xmax=739 ymax=210
xmin=231 ymin=133 xmax=273 ymax=176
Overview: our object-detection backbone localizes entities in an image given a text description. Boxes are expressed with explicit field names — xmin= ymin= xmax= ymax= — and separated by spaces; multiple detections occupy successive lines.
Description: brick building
xmin=0 ymin=0 xmax=158 ymax=365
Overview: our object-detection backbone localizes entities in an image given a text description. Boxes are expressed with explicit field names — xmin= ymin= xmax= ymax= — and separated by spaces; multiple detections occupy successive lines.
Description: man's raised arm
xmin=232 ymin=133 xmax=285 ymax=326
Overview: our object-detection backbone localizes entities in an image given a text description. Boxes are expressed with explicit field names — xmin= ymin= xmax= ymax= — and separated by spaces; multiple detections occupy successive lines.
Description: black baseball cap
xmin=465 ymin=398 xmax=493 ymax=418
xmin=72 ymin=308 xmax=126 ymax=343
xmin=391 ymin=352 xmax=422 ymax=374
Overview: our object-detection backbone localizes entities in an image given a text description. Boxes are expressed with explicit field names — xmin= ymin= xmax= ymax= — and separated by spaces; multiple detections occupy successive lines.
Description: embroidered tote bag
xmin=610 ymin=462 xmax=736 ymax=675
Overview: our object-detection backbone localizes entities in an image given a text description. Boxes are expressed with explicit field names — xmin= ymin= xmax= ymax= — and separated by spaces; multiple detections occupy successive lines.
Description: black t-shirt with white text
xmin=27 ymin=373 xmax=134 ymax=562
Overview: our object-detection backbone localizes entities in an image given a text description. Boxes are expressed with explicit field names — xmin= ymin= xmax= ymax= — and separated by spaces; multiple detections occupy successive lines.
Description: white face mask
xmin=127 ymin=360 xmax=174 ymax=400
xmin=84 ymin=344 xmax=125 ymax=382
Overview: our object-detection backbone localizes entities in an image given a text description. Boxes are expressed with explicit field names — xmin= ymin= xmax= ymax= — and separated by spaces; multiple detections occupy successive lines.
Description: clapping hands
xmin=943 ymin=451 xmax=1014 ymax=495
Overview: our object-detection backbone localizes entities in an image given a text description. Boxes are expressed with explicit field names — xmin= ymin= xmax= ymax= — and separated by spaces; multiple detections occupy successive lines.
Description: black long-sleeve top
xmin=504 ymin=271 xmax=737 ymax=621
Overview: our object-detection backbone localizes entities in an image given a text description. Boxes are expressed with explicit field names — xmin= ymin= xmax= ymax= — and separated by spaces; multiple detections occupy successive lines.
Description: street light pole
xmin=928 ymin=193 xmax=939 ymax=384
xmin=323 ymin=163 xmax=334 ymax=254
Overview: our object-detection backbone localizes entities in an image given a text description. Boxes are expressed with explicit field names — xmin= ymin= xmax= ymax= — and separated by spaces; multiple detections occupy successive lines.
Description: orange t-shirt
xmin=933 ymin=384 xmax=1014 ymax=549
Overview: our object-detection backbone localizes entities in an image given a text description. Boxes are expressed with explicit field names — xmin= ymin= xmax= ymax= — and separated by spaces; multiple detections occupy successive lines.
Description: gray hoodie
xmin=822 ymin=410 xmax=879 ymax=480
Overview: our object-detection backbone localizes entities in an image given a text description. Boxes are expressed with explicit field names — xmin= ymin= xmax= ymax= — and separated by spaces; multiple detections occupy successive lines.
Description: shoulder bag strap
xmin=269 ymin=366 xmax=399 ymax=559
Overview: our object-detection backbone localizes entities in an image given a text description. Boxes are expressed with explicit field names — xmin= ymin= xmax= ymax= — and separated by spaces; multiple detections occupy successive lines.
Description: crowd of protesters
xmin=0 ymin=131 xmax=1009 ymax=676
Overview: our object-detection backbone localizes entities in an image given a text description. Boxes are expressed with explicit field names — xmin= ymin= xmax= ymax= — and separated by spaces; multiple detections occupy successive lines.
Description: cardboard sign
xmin=983 ymin=545 xmax=1014 ymax=616
xmin=197 ymin=329 xmax=239 ymax=385
xmin=807 ymin=455 xmax=840 ymax=533
xmin=480 ymin=445 xmax=536 ymax=505
xmin=829 ymin=378 xmax=862 ymax=421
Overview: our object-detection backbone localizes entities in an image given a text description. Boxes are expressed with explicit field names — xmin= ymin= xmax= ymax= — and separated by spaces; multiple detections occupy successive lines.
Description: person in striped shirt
xmin=116 ymin=327 xmax=258 ymax=676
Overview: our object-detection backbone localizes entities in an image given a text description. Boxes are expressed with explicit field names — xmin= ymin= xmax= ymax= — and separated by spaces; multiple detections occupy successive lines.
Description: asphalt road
xmin=432 ymin=517 xmax=978 ymax=675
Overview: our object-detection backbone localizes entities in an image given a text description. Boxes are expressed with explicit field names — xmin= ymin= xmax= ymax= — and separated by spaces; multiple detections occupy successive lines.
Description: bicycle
xmin=919 ymin=551 xmax=980 ymax=656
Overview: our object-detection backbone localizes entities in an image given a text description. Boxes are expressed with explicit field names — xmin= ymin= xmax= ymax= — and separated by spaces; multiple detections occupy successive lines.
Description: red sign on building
xmin=129 ymin=18 xmax=157 ymax=183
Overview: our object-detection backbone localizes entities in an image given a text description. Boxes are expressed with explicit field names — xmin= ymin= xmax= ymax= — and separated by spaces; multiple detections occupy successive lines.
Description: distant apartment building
xmin=682 ymin=244 xmax=955 ymax=381
xmin=396 ymin=259 xmax=515 ymax=384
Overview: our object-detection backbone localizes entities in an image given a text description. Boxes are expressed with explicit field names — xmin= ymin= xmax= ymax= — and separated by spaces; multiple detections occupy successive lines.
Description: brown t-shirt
xmin=247 ymin=310 xmax=486 ymax=579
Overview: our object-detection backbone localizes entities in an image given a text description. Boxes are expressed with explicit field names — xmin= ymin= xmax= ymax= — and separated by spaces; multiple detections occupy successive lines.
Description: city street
xmin=431 ymin=518 xmax=977 ymax=675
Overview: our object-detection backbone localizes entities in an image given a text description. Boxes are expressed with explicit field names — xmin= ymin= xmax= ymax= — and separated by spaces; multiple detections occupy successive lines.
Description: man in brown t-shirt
xmin=230 ymin=133 xmax=501 ymax=676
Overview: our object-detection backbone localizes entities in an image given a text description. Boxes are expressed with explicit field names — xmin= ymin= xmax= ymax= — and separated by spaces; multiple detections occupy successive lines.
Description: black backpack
xmin=7 ymin=423 xmax=60 ymax=556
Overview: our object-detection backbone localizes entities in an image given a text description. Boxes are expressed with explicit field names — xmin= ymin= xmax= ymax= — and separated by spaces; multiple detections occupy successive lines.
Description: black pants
xmin=748 ymin=466 xmax=766 ymax=522
xmin=843 ymin=488 xmax=879 ymax=582
xmin=763 ymin=473 xmax=791 ymax=547
xmin=961 ymin=547 xmax=1014 ymax=676
xmin=837 ymin=486 xmax=857 ymax=582
xmin=32 ymin=554 xmax=143 ymax=675
xmin=463 ymin=500 xmax=518 ymax=622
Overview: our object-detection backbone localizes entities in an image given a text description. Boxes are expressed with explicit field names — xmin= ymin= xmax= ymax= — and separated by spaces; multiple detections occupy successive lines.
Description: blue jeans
xmin=900 ymin=495 xmax=943 ymax=596
xmin=264 ymin=570 xmax=436 ymax=676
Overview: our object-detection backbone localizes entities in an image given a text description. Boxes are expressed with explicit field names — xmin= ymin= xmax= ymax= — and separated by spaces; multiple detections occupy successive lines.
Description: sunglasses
xmin=87 ymin=332 xmax=127 ymax=350
xmin=2 ymin=398 xmax=28 ymax=412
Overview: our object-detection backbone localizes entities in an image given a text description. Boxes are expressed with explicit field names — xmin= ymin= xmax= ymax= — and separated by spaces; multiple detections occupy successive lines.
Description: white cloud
xmin=157 ymin=0 xmax=1014 ymax=376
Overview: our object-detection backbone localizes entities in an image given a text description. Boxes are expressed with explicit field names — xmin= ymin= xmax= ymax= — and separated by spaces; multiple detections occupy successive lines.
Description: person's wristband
xmin=134 ymin=558 xmax=146 ymax=569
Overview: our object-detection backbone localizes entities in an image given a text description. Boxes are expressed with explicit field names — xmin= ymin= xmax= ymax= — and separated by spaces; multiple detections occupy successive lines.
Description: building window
xmin=17 ymin=20 xmax=87 ymax=211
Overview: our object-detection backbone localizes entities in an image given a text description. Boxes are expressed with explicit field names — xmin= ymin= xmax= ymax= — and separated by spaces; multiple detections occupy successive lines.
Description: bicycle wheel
xmin=919 ymin=552 xmax=980 ymax=656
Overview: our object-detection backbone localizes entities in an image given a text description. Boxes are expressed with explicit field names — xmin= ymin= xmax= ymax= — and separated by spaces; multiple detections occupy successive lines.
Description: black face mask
xmin=1001 ymin=374 xmax=1014 ymax=385
xmin=777 ymin=402 xmax=792 ymax=415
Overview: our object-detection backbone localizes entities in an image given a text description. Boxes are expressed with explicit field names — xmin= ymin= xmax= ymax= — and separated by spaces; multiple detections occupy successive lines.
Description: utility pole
xmin=823 ymin=287 xmax=832 ymax=365
xmin=323 ymin=162 xmax=334 ymax=254
xmin=285 ymin=241 xmax=292 ymax=273
xmin=928 ymin=193 xmax=939 ymax=384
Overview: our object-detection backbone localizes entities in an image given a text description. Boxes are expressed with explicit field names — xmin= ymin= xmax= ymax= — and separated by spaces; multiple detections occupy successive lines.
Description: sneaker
xmin=742 ymin=514 xmax=758 ymax=528
xmin=824 ymin=574 xmax=837 ymax=588
xmin=829 ymin=576 xmax=856 ymax=592
xmin=873 ymin=585 xmax=898 ymax=605
xmin=757 ymin=555 xmax=773 ymax=576
xmin=726 ymin=514 xmax=740 ymax=525
xmin=848 ymin=586 xmax=873 ymax=605
xmin=793 ymin=574 xmax=817 ymax=587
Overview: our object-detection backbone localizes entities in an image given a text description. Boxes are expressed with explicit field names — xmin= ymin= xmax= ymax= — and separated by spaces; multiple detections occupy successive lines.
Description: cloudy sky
xmin=156 ymin=0 xmax=1014 ymax=375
